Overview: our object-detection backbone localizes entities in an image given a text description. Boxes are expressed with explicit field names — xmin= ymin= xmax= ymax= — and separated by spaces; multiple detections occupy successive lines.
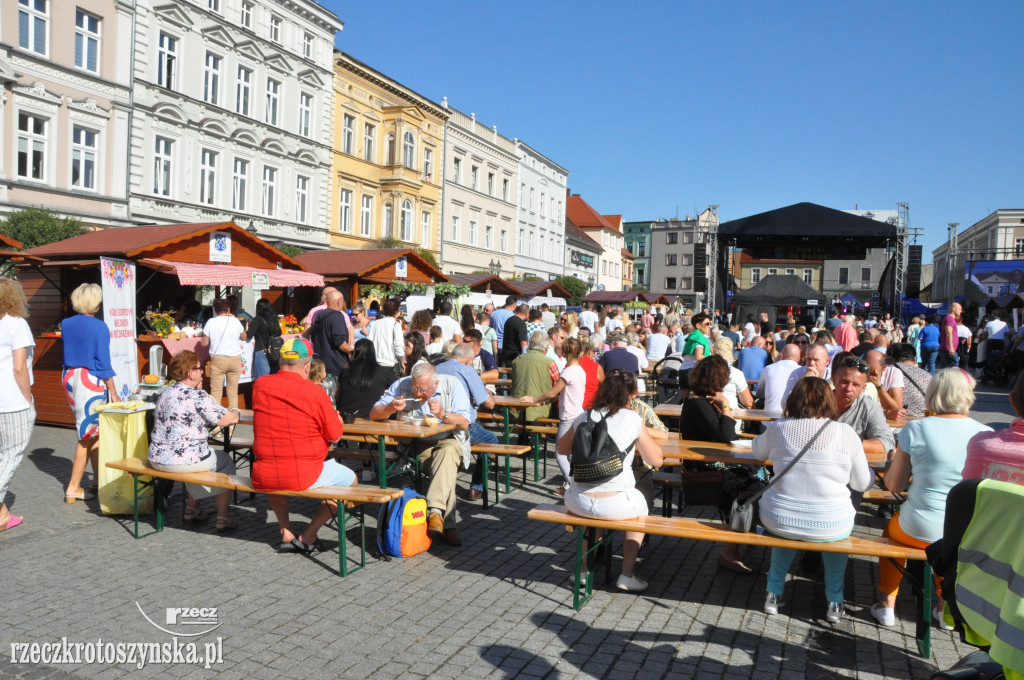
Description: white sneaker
xmin=616 ymin=574 xmax=648 ymax=592
xmin=764 ymin=592 xmax=784 ymax=615
xmin=826 ymin=601 xmax=845 ymax=623
xmin=870 ymin=603 xmax=897 ymax=627
xmin=933 ymin=605 xmax=954 ymax=631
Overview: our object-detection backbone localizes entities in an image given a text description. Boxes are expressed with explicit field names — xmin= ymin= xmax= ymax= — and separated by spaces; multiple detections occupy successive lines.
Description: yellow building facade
xmin=329 ymin=52 xmax=447 ymax=255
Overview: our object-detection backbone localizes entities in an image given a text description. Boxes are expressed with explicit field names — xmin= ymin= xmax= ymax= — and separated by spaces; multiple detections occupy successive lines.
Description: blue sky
xmin=321 ymin=1 xmax=1024 ymax=264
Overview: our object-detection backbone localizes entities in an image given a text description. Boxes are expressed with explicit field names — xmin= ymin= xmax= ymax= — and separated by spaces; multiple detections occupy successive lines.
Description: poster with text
xmin=100 ymin=257 xmax=139 ymax=401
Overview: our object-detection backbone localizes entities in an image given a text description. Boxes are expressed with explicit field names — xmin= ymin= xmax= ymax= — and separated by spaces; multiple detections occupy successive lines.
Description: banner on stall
xmin=100 ymin=257 xmax=139 ymax=402
xmin=209 ymin=231 xmax=232 ymax=263
xmin=251 ymin=272 xmax=270 ymax=291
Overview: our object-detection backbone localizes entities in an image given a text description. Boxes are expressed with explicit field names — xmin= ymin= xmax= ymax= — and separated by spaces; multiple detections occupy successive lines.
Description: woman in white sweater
xmin=367 ymin=298 xmax=405 ymax=375
xmin=752 ymin=376 xmax=873 ymax=623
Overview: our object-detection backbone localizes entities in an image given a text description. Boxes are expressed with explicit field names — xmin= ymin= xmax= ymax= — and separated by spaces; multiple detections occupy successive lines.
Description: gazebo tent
xmin=732 ymin=274 xmax=824 ymax=327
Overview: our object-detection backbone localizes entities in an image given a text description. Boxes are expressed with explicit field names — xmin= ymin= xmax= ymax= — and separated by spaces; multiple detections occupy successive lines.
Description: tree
xmin=365 ymin=236 xmax=402 ymax=250
xmin=0 ymin=207 xmax=85 ymax=250
xmin=275 ymin=243 xmax=303 ymax=258
xmin=555 ymin=276 xmax=589 ymax=307
xmin=416 ymin=248 xmax=439 ymax=269
xmin=631 ymin=284 xmax=649 ymax=293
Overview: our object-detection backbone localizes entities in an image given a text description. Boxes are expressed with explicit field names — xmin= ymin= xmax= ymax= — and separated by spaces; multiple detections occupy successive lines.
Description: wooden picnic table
xmin=340 ymin=418 xmax=455 ymax=488
xmin=658 ymin=438 xmax=887 ymax=469
xmin=653 ymin=404 xmax=782 ymax=421
xmin=490 ymin=394 xmax=555 ymax=444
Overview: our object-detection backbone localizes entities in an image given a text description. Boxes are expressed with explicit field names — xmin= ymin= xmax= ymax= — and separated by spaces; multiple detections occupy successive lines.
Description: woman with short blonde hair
xmin=61 ymin=282 xmax=121 ymax=503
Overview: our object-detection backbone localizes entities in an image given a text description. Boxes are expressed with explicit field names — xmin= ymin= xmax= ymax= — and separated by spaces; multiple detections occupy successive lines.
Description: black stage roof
xmin=719 ymin=202 xmax=898 ymax=241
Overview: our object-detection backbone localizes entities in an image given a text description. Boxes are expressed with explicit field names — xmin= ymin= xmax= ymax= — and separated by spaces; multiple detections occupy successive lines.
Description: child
xmin=424 ymin=325 xmax=444 ymax=355
xmin=308 ymin=358 xmax=326 ymax=385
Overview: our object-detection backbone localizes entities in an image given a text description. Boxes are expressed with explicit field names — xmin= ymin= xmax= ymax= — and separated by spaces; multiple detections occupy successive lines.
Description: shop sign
xmin=395 ymin=257 xmax=408 ymax=278
xmin=251 ymin=272 xmax=270 ymax=291
xmin=570 ymin=250 xmax=594 ymax=268
xmin=209 ymin=231 xmax=232 ymax=263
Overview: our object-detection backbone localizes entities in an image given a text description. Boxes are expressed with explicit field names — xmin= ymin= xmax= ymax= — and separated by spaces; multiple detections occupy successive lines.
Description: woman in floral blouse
xmin=148 ymin=350 xmax=240 ymax=531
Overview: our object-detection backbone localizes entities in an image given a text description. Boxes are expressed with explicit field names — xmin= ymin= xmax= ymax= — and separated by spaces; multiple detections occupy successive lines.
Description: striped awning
xmin=140 ymin=259 xmax=324 ymax=287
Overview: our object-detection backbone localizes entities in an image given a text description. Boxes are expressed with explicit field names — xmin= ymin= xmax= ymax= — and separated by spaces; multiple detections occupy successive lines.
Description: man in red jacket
xmin=252 ymin=338 xmax=352 ymax=552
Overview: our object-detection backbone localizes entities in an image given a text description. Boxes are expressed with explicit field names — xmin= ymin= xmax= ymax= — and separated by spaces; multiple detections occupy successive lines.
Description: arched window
xmin=382 ymin=202 xmax=393 ymax=237
xmin=403 ymin=131 xmax=415 ymax=169
xmin=400 ymin=199 xmax=413 ymax=241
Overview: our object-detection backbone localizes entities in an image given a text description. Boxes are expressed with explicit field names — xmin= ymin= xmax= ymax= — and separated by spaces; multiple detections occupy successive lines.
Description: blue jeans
xmin=921 ymin=346 xmax=938 ymax=374
xmin=765 ymin=528 xmax=851 ymax=603
xmin=252 ymin=350 xmax=271 ymax=379
xmin=468 ymin=422 xmax=498 ymax=490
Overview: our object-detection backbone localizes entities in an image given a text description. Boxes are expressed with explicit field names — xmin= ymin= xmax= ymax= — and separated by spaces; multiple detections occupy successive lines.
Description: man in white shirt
xmin=433 ymin=300 xmax=463 ymax=344
xmin=865 ymin=348 xmax=906 ymax=420
xmin=545 ymin=326 xmax=567 ymax=373
xmin=757 ymin=343 xmax=803 ymax=412
xmin=983 ymin=314 xmax=1008 ymax=353
xmin=540 ymin=303 xmax=557 ymax=330
xmin=646 ymin=325 xmax=672 ymax=361
xmin=577 ymin=302 xmax=599 ymax=334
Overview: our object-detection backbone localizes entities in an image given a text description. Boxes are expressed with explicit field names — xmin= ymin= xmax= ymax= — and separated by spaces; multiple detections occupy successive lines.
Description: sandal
xmin=64 ymin=489 xmax=96 ymax=504
xmin=290 ymin=537 xmax=326 ymax=554
xmin=215 ymin=516 xmax=236 ymax=533
xmin=183 ymin=506 xmax=209 ymax=523
xmin=0 ymin=515 xmax=23 ymax=532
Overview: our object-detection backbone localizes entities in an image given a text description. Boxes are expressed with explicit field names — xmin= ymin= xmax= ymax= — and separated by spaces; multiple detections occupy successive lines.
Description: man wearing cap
xmin=599 ymin=331 xmax=640 ymax=375
xmin=370 ymin=363 xmax=473 ymax=545
xmin=252 ymin=338 xmax=354 ymax=552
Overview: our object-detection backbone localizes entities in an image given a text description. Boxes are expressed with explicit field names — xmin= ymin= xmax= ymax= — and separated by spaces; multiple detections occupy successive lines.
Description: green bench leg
xmin=130 ymin=473 xmax=162 ymax=539
xmin=502 ymin=407 xmax=511 ymax=445
xmin=917 ymin=561 xmax=932 ymax=659
xmin=377 ymin=437 xmax=387 ymax=489
xmin=334 ymin=502 xmax=366 ymax=577
xmin=532 ymin=434 xmax=541 ymax=481
xmin=572 ymin=527 xmax=616 ymax=611
xmin=504 ymin=454 xmax=512 ymax=494
xmin=481 ymin=454 xmax=491 ymax=509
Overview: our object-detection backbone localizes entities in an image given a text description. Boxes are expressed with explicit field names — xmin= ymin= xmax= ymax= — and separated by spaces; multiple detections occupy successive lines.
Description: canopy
xmin=525 ymin=296 xmax=566 ymax=307
xmin=733 ymin=274 xmax=824 ymax=325
xmin=140 ymin=259 xmax=324 ymax=287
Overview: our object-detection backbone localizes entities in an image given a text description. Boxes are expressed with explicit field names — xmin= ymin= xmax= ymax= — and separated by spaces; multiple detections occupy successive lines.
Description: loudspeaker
xmin=907 ymin=245 xmax=922 ymax=298
xmin=693 ymin=243 xmax=707 ymax=290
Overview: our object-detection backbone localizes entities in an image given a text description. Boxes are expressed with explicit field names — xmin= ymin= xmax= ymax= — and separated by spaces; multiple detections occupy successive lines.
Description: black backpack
xmin=570 ymin=410 xmax=637 ymax=484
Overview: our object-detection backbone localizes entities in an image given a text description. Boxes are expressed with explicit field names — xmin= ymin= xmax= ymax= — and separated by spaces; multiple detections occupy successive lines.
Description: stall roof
xmin=16 ymin=222 xmax=307 ymax=271
xmin=139 ymin=259 xmax=324 ymax=288
xmin=0 ymin=233 xmax=23 ymax=250
xmin=447 ymin=273 xmax=519 ymax=295
xmin=513 ymin=280 xmax=570 ymax=298
xmin=719 ymin=202 xmax=898 ymax=240
xmin=296 ymin=248 xmax=448 ymax=283
xmin=583 ymin=290 xmax=648 ymax=304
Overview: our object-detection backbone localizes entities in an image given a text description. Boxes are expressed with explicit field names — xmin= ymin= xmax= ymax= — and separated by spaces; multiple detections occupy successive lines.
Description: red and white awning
xmin=140 ymin=259 xmax=324 ymax=287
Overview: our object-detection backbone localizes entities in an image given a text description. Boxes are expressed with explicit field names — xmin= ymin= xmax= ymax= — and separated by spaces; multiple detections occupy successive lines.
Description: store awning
xmin=140 ymin=259 xmax=324 ymax=287
xmin=525 ymin=296 xmax=567 ymax=307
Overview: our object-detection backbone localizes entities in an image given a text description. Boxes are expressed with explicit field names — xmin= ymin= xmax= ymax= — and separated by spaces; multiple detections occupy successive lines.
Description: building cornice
xmin=334 ymin=52 xmax=448 ymax=122
xmin=515 ymin=140 xmax=570 ymax=176
xmin=8 ymin=52 xmax=130 ymax=100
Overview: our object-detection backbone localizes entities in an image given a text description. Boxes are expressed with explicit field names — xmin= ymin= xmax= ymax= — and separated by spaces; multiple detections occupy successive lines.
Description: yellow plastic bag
xmin=97 ymin=404 xmax=154 ymax=515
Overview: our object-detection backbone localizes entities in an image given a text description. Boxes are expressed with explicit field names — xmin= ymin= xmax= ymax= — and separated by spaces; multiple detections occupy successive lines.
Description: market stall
xmin=14 ymin=221 xmax=324 ymax=426
xmin=513 ymin=280 xmax=571 ymax=310
xmin=445 ymin=273 xmax=521 ymax=309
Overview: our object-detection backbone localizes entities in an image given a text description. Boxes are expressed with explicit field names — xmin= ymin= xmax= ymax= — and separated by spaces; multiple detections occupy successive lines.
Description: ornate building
xmin=0 ymin=0 xmax=135 ymax=227
xmin=128 ymin=0 xmax=342 ymax=248
xmin=566 ymin=193 xmax=623 ymax=291
xmin=439 ymin=103 xmax=517 ymax=277
xmin=514 ymin=140 xmax=568 ymax=281
xmin=329 ymin=51 xmax=447 ymax=257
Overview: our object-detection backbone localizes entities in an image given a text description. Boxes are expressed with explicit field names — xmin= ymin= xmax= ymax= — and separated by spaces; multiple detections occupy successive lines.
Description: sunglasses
xmin=794 ymin=339 xmax=809 ymax=345
xmin=838 ymin=357 xmax=869 ymax=373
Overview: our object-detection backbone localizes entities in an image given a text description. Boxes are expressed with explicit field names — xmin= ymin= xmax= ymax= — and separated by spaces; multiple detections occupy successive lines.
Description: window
xmin=385 ymin=135 xmax=395 ymax=165
xmin=666 ymin=277 xmax=677 ymax=289
xmin=468 ymin=219 xmax=477 ymax=246
xmin=339 ymin=188 xmax=352 ymax=233
xmin=636 ymin=266 xmax=645 ymax=285
xmin=803 ymin=269 xmax=813 ymax=285
xmin=71 ymin=126 xmax=96 ymax=190
xmin=421 ymin=211 xmax=431 ymax=248
xmin=75 ymin=10 xmax=99 ymax=73
xmin=529 ymin=187 xmax=534 ymax=210
xmin=861 ymin=267 xmax=871 ymax=282
xmin=207 ymin=0 xmax=220 ymax=11
xmin=681 ymin=277 xmax=692 ymax=289
xmin=261 ymin=166 xmax=276 ymax=215
xmin=400 ymin=200 xmax=413 ymax=241
xmin=152 ymin=136 xmax=172 ymax=195
xmin=269 ymin=15 xmax=281 ymax=43
xmin=18 ymin=0 xmax=47 ymax=55
xmin=1016 ymin=238 xmax=1024 ymax=255
xmin=501 ymin=229 xmax=507 ymax=251
xmin=666 ymin=233 xmax=678 ymax=244
xmin=682 ymin=254 xmax=692 ymax=266
xmin=665 ymin=254 xmax=677 ymax=266
xmin=471 ymin=165 xmax=479 ymax=190
xmin=540 ymin=192 xmax=546 ymax=217
xmin=360 ymin=195 xmax=372 ymax=236
xmin=295 ymin=176 xmax=309 ymax=223
xmin=342 ymin=114 xmax=354 ymax=154
xmin=452 ymin=157 xmax=462 ymax=184
xmin=422 ymin=147 xmax=432 ymax=179
xmin=235 ymin=67 xmax=251 ymax=115
xmin=602 ymin=261 xmax=607 ymax=274
xmin=518 ymin=228 xmax=524 ymax=254
xmin=768 ymin=268 xmax=778 ymax=276
xmin=785 ymin=268 xmax=795 ymax=276
xmin=239 ymin=1 xmax=252 ymax=28
xmin=451 ymin=213 xmax=460 ymax=241
xmin=265 ymin=79 xmax=279 ymax=126
xmin=232 ymin=158 xmax=248 ymax=210
xmin=363 ymin=124 xmax=375 ymax=162
xmin=403 ymin=131 xmax=415 ymax=168
xmin=750 ymin=268 xmax=761 ymax=285
xmin=503 ymin=179 xmax=509 ymax=201
xmin=203 ymin=53 xmax=220 ymax=105
xmin=637 ymin=242 xmax=646 ymax=257
xmin=302 ymin=33 xmax=313 ymax=59
xmin=299 ymin=93 xmax=312 ymax=137
xmin=520 ymin=183 xmax=526 ymax=207
xmin=550 ymin=197 xmax=555 ymax=220
xmin=485 ymin=224 xmax=493 ymax=249
xmin=157 ymin=32 xmax=176 ymax=89
xmin=488 ymin=173 xmax=495 ymax=196
xmin=199 ymin=149 xmax=217 ymax=205
xmin=382 ymin=203 xmax=393 ymax=237
xmin=838 ymin=267 xmax=849 ymax=285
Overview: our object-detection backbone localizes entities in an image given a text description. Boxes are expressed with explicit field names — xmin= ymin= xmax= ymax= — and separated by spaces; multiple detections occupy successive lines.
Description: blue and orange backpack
xmin=376 ymin=488 xmax=432 ymax=559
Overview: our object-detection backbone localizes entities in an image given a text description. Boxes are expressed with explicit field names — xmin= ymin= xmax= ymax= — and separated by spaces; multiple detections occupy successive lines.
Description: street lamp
xmin=246 ymin=220 xmax=258 ymax=236
xmin=587 ymin=275 xmax=594 ymax=291
xmin=488 ymin=259 xmax=501 ymax=276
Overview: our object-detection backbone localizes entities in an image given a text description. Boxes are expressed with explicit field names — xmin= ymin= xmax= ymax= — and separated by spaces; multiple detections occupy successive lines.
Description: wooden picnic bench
xmin=527 ymin=503 xmax=934 ymax=657
xmin=106 ymin=458 xmax=403 ymax=577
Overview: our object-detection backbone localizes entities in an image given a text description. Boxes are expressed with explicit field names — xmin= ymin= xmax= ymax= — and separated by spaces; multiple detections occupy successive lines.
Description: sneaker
xmin=764 ymin=592 xmax=784 ymax=615
xmin=826 ymin=601 xmax=845 ymax=623
xmin=870 ymin=603 xmax=897 ymax=627
xmin=616 ymin=574 xmax=648 ymax=592
xmin=933 ymin=605 xmax=954 ymax=631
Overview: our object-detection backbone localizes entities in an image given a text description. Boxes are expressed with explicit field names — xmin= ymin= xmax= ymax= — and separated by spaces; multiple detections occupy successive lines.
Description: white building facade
xmin=439 ymin=103 xmax=517 ymax=277
xmin=933 ymin=209 xmax=1024 ymax=301
xmin=129 ymin=0 xmax=342 ymax=248
xmin=514 ymin=141 xmax=568 ymax=280
xmin=0 ymin=0 xmax=135 ymax=227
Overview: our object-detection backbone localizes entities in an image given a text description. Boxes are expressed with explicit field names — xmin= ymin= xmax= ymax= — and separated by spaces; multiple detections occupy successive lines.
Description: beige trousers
xmin=209 ymin=355 xmax=241 ymax=410
xmin=416 ymin=438 xmax=463 ymax=525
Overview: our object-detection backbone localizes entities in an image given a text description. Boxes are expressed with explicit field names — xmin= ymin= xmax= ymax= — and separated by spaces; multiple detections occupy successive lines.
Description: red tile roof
xmin=513 ymin=280 xmax=570 ymax=298
xmin=20 ymin=223 xmax=230 ymax=257
xmin=621 ymin=248 xmax=635 ymax=260
xmin=603 ymin=215 xmax=623 ymax=233
xmin=566 ymin=195 xmax=615 ymax=231
xmin=296 ymin=248 xmax=448 ymax=281
xmin=447 ymin=273 xmax=519 ymax=294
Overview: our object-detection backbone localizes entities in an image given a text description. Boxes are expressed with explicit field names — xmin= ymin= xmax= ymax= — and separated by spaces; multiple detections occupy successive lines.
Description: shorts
xmin=565 ymin=487 xmax=649 ymax=520
xmin=309 ymin=459 xmax=356 ymax=489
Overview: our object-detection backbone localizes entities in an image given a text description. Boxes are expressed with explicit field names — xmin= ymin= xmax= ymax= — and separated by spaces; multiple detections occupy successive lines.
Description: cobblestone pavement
xmin=0 ymin=384 xmax=1015 ymax=680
